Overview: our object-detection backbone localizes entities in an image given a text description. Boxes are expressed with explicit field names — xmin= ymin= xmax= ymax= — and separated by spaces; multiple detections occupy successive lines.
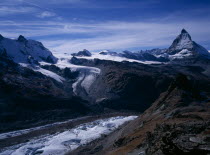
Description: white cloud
xmin=0 ymin=6 xmax=36 ymax=15
xmin=0 ymin=20 xmax=210 ymax=53
xmin=37 ymin=11 xmax=56 ymax=18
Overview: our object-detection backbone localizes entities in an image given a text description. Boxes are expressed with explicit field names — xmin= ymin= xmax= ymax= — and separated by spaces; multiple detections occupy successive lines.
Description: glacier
xmin=0 ymin=116 xmax=137 ymax=155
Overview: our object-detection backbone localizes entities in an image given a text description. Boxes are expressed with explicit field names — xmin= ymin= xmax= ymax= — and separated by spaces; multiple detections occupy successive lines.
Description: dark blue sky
xmin=0 ymin=0 xmax=210 ymax=52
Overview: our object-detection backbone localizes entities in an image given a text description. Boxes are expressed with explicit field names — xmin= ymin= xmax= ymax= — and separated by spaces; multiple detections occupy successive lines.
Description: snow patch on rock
xmin=169 ymin=49 xmax=193 ymax=60
xmin=78 ymin=52 xmax=162 ymax=64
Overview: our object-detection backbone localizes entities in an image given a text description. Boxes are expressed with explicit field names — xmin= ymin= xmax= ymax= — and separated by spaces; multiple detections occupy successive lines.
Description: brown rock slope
xmin=70 ymin=73 xmax=210 ymax=155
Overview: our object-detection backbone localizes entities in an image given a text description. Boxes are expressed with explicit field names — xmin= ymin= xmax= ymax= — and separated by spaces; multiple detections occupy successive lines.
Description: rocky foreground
xmin=70 ymin=74 xmax=210 ymax=155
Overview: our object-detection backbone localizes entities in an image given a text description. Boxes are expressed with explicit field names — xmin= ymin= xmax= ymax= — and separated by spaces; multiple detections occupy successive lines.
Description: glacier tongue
xmin=53 ymin=53 xmax=101 ymax=94
xmin=19 ymin=63 xmax=65 ymax=83
xmin=0 ymin=116 xmax=138 ymax=155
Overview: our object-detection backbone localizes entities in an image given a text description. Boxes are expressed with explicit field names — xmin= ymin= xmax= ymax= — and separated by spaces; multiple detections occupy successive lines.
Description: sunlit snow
xmin=0 ymin=116 xmax=137 ymax=155
xmin=19 ymin=63 xmax=65 ymax=83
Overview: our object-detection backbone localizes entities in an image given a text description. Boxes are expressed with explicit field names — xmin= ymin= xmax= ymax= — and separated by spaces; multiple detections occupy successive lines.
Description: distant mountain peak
xmin=71 ymin=49 xmax=92 ymax=57
xmin=17 ymin=35 xmax=27 ymax=42
xmin=83 ymin=49 xmax=89 ymax=52
xmin=167 ymin=29 xmax=210 ymax=58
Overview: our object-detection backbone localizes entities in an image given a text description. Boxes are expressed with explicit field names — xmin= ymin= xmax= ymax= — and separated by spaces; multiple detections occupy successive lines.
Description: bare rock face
xmin=167 ymin=29 xmax=210 ymax=58
xmin=144 ymin=122 xmax=210 ymax=155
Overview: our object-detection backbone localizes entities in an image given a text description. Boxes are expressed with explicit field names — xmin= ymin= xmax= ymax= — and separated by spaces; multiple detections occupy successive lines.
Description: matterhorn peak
xmin=167 ymin=29 xmax=209 ymax=58
xmin=181 ymin=28 xmax=188 ymax=34
xmin=17 ymin=35 xmax=27 ymax=42
xmin=167 ymin=29 xmax=193 ymax=54
xmin=179 ymin=28 xmax=192 ymax=41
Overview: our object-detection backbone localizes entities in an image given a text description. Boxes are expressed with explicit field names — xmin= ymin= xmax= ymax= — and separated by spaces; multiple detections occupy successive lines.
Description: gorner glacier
xmin=0 ymin=116 xmax=137 ymax=155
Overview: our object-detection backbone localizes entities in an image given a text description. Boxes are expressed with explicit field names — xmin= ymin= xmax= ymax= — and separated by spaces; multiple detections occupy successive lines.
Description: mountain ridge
xmin=70 ymin=29 xmax=210 ymax=63
xmin=0 ymin=34 xmax=57 ymax=64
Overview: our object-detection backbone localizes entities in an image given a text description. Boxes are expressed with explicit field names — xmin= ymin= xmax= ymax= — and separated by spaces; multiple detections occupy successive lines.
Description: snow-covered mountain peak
xmin=168 ymin=29 xmax=193 ymax=53
xmin=0 ymin=35 xmax=57 ymax=64
xmin=167 ymin=29 xmax=209 ymax=58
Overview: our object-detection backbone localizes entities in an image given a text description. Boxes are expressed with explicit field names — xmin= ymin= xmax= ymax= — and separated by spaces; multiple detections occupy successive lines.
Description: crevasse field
xmin=0 ymin=116 xmax=137 ymax=155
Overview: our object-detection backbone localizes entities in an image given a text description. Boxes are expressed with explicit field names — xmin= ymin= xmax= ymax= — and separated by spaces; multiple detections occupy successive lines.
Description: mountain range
xmin=71 ymin=29 xmax=210 ymax=63
xmin=0 ymin=29 xmax=209 ymax=154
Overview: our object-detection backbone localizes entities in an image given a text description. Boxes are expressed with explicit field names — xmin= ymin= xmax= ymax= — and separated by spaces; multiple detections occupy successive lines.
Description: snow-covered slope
xmin=49 ymin=53 xmax=101 ymax=94
xmin=0 ymin=35 xmax=57 ymax=64
xmin=0 ymin=116 xmax=137 ymax=155
xmin=70 ymin=52 xmax=163 ymax=64
xmin=20 ymin=63 xmax=65 ymax=83
xmin=99 ymin=50 xmax=118 ymax=56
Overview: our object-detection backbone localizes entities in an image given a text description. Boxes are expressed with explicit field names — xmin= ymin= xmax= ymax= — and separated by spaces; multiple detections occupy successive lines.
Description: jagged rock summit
xmin=169 ymin=29 xmax=193 ymax=52
xmin=167 ymin=29 xmax=210 ymax=58
xmin=17 ymin=35 xmax=27 ymax=43
xmin=0 ymin=34 xmax=57 ymax=64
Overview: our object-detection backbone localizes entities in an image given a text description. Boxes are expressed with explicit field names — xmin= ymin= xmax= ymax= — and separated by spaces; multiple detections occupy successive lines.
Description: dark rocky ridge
xmin=70 ymin=57 xmax=210 ymax=112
